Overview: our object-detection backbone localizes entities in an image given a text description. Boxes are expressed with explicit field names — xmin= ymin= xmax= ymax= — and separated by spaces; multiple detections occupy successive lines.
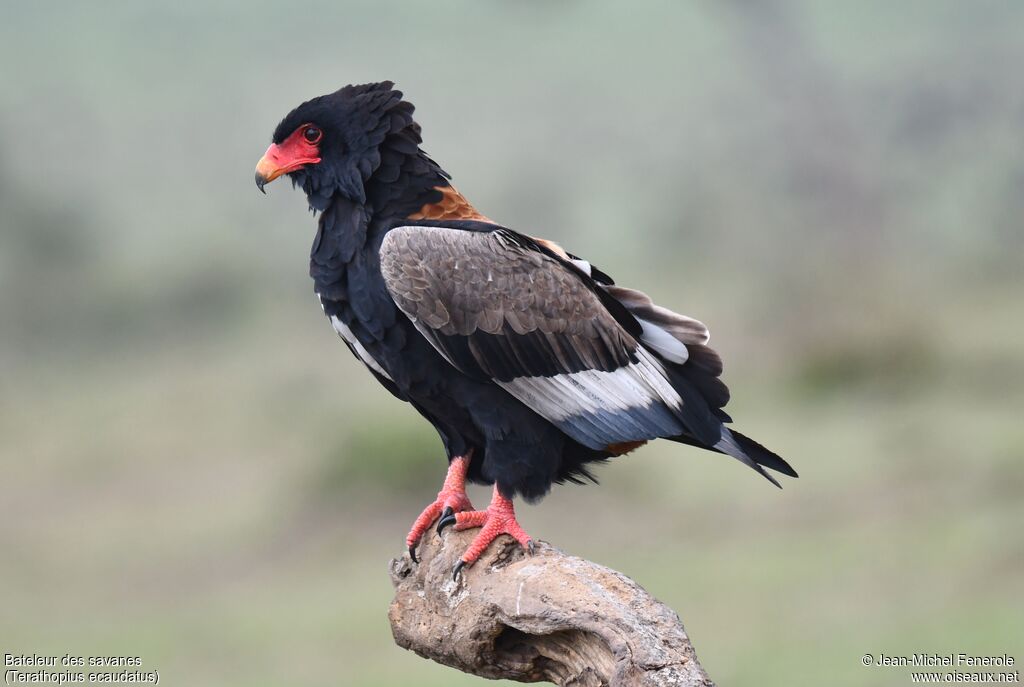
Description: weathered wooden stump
xmin=389 ymin=528 xmax=714 ymax=686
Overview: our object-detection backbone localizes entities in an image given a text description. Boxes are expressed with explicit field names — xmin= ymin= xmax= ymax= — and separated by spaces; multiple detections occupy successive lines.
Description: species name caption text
xmin=861 ymin=653 xmax=1019 ymax=684
xmin=4 ymin=654 xmax=159 ymax=685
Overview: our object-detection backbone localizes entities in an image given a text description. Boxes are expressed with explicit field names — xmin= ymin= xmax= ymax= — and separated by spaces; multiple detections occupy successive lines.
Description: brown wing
xmin=380 ymin=225 xmax=637 ymax=377
xmin=379 ymin=224 xmax=714 ymax=450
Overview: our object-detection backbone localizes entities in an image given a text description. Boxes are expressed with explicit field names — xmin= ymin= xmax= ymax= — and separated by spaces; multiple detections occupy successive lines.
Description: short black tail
xmin=668 ymin=427 xmax=798 ymax=488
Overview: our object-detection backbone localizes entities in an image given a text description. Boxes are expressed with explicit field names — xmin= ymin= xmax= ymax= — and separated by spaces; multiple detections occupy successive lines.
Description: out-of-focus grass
xmin=1 ymin=1 xmax=1022 ymax=685
xmin=2 ymin=285 xmax=1021 ymax=685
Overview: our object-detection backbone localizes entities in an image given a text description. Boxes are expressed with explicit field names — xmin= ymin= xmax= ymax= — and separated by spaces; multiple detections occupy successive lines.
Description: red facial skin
xmin=255 ymin=124 xmax=322 ymax=188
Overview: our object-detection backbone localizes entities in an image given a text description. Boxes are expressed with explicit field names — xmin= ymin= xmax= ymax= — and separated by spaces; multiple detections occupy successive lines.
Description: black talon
xmin=452 ymin=560 xmax=467 ymax=580
xmin=408 ymin=543 xmax=418 ymax=564
xmin=436 ymin=507 xmax=456 ymax=536
xmin=527 ymin=539 xmax=536 ymax=556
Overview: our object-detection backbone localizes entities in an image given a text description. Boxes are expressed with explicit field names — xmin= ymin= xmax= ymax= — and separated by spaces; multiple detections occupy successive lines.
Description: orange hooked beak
xmin=254 ymin=145 xmax=287 ymax=192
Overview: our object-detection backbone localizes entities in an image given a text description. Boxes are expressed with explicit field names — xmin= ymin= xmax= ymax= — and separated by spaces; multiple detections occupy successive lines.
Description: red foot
xmin=449 ymin=485 xmax=534 ymax=573
xmin=406 ymin=451 xmax=474 ymax=561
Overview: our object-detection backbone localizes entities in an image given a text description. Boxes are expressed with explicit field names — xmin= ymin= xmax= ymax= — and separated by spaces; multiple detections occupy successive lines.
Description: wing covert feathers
xmin=379 ymin=225 xmax=703 ymax=449
xmin=380 ymin=225 xmax=635 ymax=375
xmin=379 ymin=223 xmax=793 ymax=485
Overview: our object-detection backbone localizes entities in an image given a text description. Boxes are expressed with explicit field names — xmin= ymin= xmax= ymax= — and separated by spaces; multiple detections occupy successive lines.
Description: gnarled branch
xmin=388 ymin=528 xmax=715 ymax=686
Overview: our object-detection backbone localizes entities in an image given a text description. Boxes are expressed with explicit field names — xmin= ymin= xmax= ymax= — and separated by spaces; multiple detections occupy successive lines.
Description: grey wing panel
xmin=379 ymin=225 xmax=701 ymax=449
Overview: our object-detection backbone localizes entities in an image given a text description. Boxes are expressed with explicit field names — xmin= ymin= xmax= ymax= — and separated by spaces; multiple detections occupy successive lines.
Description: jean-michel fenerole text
xmin=874 ymin=654 xmax=1015 ymax=668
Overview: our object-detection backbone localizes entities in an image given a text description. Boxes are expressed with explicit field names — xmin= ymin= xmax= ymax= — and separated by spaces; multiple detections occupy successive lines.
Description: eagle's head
xmin=255 ymin=81 xmax=438 ymax=212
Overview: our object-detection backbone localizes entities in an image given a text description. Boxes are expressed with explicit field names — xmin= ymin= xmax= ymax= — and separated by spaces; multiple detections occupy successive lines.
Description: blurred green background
xmin=2 ymin=1 xmax=1022 ymax=685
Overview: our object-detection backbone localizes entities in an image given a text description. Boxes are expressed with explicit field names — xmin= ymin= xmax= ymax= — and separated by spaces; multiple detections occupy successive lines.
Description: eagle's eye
xmin=303 ymin=125 xmax=322 ymax=144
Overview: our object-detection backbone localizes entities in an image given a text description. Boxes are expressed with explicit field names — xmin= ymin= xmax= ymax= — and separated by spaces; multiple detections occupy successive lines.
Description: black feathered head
xmin=256 ymin=81 xmax=434 ymax=211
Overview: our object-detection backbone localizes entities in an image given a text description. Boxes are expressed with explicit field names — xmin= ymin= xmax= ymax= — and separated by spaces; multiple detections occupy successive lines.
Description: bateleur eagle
xmin=255 ymin=81 xmax=796 ymax=576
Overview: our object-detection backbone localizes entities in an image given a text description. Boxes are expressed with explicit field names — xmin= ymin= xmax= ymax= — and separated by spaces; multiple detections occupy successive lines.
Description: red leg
xmin=406 ymin=451 xmax=474 ymax=562
xmin=444 ymin=484 xmax=534 ymax=577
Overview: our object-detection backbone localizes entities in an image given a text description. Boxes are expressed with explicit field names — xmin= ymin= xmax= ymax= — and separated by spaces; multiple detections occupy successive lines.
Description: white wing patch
xmin=568 ymin=258 xmax=592 ymax=276
xmin=637 ymin=318 xmax=690 ymax=364
xmin=330 ymin=315 xmax=393 ymax=381
xmin=499 ymin=348 xmax=682 ymax=419
xmin=495 ymin=348 xmax=685 ymax=446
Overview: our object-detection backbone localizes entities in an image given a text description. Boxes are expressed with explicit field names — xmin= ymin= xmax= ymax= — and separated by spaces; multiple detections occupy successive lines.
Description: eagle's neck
xmin=310 ymin=155 xmax=450 ymax=303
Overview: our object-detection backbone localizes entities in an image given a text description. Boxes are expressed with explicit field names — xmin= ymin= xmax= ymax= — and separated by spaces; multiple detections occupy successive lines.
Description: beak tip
xmin=255 ymin=172 xmax=267 ymax=194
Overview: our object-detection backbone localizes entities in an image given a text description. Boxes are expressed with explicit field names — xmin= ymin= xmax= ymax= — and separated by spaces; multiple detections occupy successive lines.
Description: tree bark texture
xmin=388 ymin=528 xmax=715 ymax=686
